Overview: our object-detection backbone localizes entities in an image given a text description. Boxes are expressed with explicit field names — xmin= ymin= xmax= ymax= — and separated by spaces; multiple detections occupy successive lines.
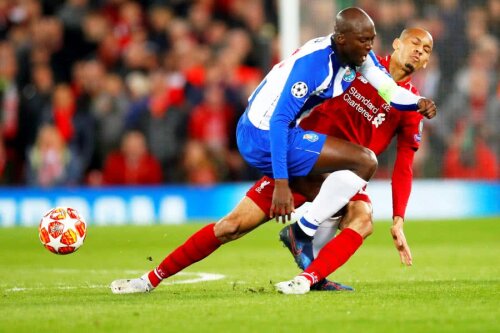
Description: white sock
xmin=312 ymin=217 xmax=340 ymax=258
xmin=298 ymin=170 xmax=366 ymax=236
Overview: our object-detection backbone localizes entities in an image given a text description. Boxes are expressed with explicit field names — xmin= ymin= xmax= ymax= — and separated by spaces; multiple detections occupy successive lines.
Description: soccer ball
xmin=38 ymin=207 xmax=87 ymax=255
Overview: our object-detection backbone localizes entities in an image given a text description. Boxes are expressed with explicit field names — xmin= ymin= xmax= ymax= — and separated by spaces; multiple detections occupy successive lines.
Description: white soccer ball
xmin=38 ymin=207 xmax=87 ymax=255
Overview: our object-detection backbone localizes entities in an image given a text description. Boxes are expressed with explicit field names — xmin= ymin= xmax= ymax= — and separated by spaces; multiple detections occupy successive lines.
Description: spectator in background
xmin=373 ymin=0 xmax=404 ymax=53
xmin=114 ymin=1 xmax=145 ymax=51
xmin=102 ymin=130 xmax=163 ymax=185
xmin=299 ymin=0 xmax=337 ymax=43
xmin=435 ymin=0 xmax=467 ymax=83
xmin=188 ymin=82 xmax=235 ymax=154
xmin=0 ymin=41 xmax=21 ymax=183
xmin=124 ymin=71 xmax=150 ymax=128
xmin=51 ymin=81 xmax=94 ymax=175
xmin=69 ymin=59 xmax=100 ymax=173
xmin=25 ymin=124 xmax=82 ymax=187
xmin=57 ymin=0 xmax=90 ymax=31
xmin=52 ymin=83 xmax=77 ymax=143
xmin=147 ymin=4 xmax=173 ymax=53
xmin=18 ymin=64 xmax=54 ymax=153
xmin=91 ymin=73 xmax=128 ymax=167
xmin=442 ymin=123 xmax=498 ymax=180
xmin=487 ymin=0 xmax=500 ymax=37
xmin=439 ymin=64 xmax=499 ymax=180
xmin=136 ymin=69 xmax=188 ymax=182
xmin=0 ymin=41 xmax=19 ymax=145
xmin=441 ymin=44 xmax=499 ymax=146
xmin=181 ymin=140 xmax=219 ymax=185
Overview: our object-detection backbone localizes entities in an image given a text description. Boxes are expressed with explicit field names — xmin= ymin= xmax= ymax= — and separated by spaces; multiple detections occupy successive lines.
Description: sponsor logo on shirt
xmin=291 ymin=82 xmax=308 ymax=98
xmin=372 ymin=113 xmax=386 ymax=128
xmin=303 ymin=133 xmax=319 ymax=142
xmin=343 ymin=86 xmax=390 ymax=127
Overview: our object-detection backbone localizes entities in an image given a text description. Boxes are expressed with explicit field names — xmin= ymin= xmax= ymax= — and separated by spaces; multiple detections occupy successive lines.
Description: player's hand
xmin=390 ymin=216 xmax=413 ymax=266
xmin=270 ymin=179 xmax=295 ymax=224
xmin=417 ymin=98 xmax=437 ymax=119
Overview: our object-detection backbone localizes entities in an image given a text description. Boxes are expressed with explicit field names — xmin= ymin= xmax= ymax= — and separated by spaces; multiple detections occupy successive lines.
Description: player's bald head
xmin=399 ymin=28 xmax=434 ymax=48
xmin=392 ymin=27 xmax=434 ymax=75
xmin=334 ymin=7 xmax=375 ymax=35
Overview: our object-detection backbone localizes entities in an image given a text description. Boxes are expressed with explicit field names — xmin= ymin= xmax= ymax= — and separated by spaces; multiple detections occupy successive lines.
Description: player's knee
xmin=214 ymin=215 xmax=244 ymax=243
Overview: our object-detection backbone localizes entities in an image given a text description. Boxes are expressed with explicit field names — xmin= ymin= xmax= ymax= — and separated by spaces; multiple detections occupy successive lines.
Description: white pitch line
xmin=3 ymin=271 xmax=226 ymax=292
xmin=162 ymin=272 xmax=225 ymax=285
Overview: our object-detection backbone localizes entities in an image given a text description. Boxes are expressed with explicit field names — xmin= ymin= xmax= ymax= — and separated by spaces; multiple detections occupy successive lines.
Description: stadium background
xmin=0 ymin=0 xmax=498 ymax=225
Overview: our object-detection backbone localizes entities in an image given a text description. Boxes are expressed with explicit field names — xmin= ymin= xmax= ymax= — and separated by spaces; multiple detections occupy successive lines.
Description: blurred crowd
xmin=0 ymin=0 xmax=497 ymax=187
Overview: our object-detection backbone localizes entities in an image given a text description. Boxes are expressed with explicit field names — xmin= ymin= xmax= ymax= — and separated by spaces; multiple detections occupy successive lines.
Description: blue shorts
xmin=236 ymin=113 xmax=326 ymax=178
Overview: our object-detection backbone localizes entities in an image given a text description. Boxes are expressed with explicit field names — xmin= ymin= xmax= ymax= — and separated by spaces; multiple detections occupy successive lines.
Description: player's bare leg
xmin=110 ymin=197 xmax=267 ymax=294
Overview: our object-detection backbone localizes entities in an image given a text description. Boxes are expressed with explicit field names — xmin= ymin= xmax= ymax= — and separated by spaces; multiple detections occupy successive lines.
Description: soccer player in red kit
xmin=275 ymin=27 xmax=434 ymax=294
xmin=110 ymin=27 xmax=435 ymax=294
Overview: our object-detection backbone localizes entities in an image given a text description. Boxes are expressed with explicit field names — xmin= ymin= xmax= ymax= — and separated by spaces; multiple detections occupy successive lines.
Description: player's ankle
xmin=299 ymin=272 xmax=317 ymax=285
xmin=292 ymin=222 xmax=313 ymax=241
xmin=146 ymin=270 xmax=162 ymax=288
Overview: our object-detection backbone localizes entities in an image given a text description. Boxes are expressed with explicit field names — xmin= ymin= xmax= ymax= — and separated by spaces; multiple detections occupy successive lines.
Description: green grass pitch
xmin=0 ymin=218 xmax=499 ymax=333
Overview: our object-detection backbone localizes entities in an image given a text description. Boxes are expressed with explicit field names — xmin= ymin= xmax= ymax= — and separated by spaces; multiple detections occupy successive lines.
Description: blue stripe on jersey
xmin=390 ymin=101 xmax=419 ymax=111
xmin=300 ymin=94 xmax=326 ymax=117
xmin=329 ymin=51 xmax=345 ymax=97
xmin=247 ymin=78 xmax=267 ymax=109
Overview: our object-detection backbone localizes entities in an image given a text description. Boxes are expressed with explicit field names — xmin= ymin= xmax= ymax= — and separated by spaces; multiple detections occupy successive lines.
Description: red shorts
xmin=246 ymin=176 xmax=371 ymax=216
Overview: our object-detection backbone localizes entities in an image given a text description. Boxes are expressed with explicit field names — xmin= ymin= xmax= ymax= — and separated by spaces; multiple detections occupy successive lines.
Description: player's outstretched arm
xmin=390 ymin=216 xmax=413 ymax=266
xmin=359 ymin=53 xmax=437 ymax=119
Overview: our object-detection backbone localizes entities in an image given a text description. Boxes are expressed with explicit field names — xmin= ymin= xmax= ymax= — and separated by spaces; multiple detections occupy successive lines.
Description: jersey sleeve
xmin=398 ymin=112 xmax=424 ymax=151
xmin=269 ymin=54 xmax=327 ymax=179
xmin=391 ymin=145 xmax=415 ymax=219
xmin=391 ymin=112 xmax=423 ymax=218
xmin=359 ymin=51 xmax=421 ymax=111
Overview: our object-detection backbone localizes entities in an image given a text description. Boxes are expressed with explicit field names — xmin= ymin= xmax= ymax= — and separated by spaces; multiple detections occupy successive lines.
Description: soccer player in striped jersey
xmin=275 ymin=27 xmax=434 ymax=294
xmin=236 ymin=7 xmax=434 ymax=235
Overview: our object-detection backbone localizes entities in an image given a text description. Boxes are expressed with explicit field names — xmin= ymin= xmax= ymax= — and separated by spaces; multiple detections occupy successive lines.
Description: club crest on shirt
xmin=303 ymin=133 xmax=319 ymax=142
xmin=255 ymin=180 xmax=270 ymax=193
xmin=414 ymin=119 xmax=424 ymax=142
xmin=343 ymin=67 xmax=355 ymax=82
xmin=291 ymin=82 xmax=308 ymax=98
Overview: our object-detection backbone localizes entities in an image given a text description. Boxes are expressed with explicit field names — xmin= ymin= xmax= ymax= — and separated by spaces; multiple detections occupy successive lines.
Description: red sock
xmin=147 ymin=223 xmax=222 ymax=287
xmin=300 ymin=228 xmax=363 ymax=285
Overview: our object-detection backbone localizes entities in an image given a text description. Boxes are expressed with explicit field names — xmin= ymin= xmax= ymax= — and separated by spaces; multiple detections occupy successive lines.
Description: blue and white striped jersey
xmin=244 ymin=34 xmax=422 ymax=179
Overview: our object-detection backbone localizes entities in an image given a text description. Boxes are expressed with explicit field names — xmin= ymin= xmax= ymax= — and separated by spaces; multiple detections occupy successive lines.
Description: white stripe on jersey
xmin=247 ymin=35 xmax=334 ymax=130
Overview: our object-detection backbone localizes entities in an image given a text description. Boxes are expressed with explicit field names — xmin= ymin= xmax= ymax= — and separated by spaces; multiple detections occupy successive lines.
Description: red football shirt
xmin=300 ymin=55 xmax=424 ymax=218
